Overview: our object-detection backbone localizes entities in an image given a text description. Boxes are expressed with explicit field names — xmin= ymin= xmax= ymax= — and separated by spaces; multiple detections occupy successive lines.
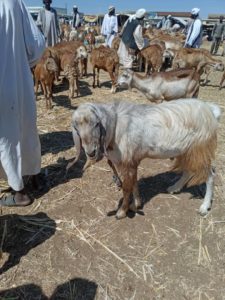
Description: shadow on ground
xmin=0 ymin=212 xmax=56 ymax=275
xmin=107 ymin=170 xmax=205 ymax=219
xmin=0 ymin=277 xmax=97 ymax=300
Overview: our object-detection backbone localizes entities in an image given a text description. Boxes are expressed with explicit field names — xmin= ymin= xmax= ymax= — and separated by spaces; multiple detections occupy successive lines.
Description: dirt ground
xmin=1 ymin=41 xmax=225 ymax=300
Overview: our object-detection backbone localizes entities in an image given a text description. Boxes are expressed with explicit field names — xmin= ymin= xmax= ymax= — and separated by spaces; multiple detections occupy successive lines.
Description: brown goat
xmin=172 ymin=48 xmax=224 ymax=71
xmin=53 ymin=41 xmax=88 ymax=77
xmin=60 ymin=51 xmax=80 ymax=100
xmin=90 ymin=45 xmax=119 ymax=93
xmin=85 ymin=31 xmax=95 ymax=52
xmin=172 ymin=48 xmax=224 ymax=85
xmin=111 ymin=36 xmax=121 ymax=51
xmin=140 ymin=44 xmax=164 ymax=75
xmin=34 ymin=50 xmax=59 ymax=109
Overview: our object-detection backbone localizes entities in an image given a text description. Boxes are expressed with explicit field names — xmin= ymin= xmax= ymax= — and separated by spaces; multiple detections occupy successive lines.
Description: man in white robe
xmin=101 ymin=6 xmax=118 ymax=48
xmin=184 ymin=8 xmax=203 ymax=48
xmin=118 ymin=8 xmax=147 ymax=69
xmin=0 ymin=0 xmax=45 ymax=206
xmin=72 ymin=5 xmax=81 ymax=29
xmin=37 ymin=0 xmax=60 ymax=47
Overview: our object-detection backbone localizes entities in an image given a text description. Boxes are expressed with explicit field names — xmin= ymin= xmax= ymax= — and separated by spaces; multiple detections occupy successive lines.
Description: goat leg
xmin=144 ymin=60 xmax=149 ymax=76
xmin=167 ymin=171 xmax=190 ymax=194
xmin=47 ymin=84 xmax=53 ymax=109
xmin=116 ymin=166 xmax=137 ymax=219
xmin=107 ymin=159 xmax=122 ymax=188
xmin=129 ymin=180 xmax=142 ymax=212
xmin=97 ymin=68 xmax=100 ymax=87
xmin=34 ymin=79 xmax=39 ymax=100
xmin=92 ymin=67 xmax=96 ymax=88
xmin=199 ymin=168 xmax=215 ymax=216
xmin=75 ymin=76 xmax=80 ymax=97
xmin=219 ymin=73 xmax=225 ymax=90
xmin=109 ymin=71 xmax=116 ymax=94
xmin=41 ymin=82 xmax=48 ymax=109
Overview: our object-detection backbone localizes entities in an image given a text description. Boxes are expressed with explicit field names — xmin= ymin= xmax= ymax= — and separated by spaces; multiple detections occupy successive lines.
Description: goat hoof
xmin=198 ymin=204 xmax=210 ymax=216
xmin=110 ymin=87 xmax=116 ymax=94
xmin=112 ymin=175 xmax=122 ymax=188
xmin=129 ymin=203 xmax=137 ymax=212
xmin=167 ymin=186 xmax=179 ymax=195
xmin=116 ymin=209 xmax=127 ymax=220
xmin=167 ymin=186 xmax=179 ymax=194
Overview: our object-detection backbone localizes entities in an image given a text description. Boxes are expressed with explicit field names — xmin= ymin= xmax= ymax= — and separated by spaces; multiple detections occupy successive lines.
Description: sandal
xmin=0 ymin=194 xmax=31 ymax=207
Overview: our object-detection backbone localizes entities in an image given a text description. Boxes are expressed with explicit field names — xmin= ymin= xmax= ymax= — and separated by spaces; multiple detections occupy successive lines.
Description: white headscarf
xmin=108 ymin=5 xmax=115 ymax=13
xmin=191 ymin=8 xmax=200 ymax=15
xmin=128 ymin=8 xmax=146 ymax=22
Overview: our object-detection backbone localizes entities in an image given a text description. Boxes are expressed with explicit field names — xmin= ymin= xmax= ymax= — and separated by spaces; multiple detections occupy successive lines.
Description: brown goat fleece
xmin=173 ymin=133 xmax=217 ymax=187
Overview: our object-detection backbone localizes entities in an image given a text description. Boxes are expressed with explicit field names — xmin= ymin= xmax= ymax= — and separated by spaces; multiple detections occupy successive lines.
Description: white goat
xmin=68 ymin=99 xmax=221 ymax=219
xmin=117 ymin=69 xmax=200 ymax=103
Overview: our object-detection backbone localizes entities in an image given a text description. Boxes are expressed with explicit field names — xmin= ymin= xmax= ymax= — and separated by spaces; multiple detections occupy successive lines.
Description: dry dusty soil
xmin=1 ymin=42 xmax=225 ymax=300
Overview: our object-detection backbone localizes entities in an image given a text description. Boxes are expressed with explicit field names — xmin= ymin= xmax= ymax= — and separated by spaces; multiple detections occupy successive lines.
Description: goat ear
xmin=45 ymin=49 xmax=51 ymax=58
xmin=99 ymin=122 xmax=107 ymax=155
xmin=48 ymin=49 xmax=53 ymax=58
xmin=66 ymin=126 xmax=82 ymax=172
xmin=43 ymin=60 xmax=48 ymax=71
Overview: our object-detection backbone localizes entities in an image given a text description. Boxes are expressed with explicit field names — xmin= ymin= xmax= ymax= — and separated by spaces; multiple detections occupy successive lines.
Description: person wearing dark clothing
xmin=210 ymin=16 xmax=225 ymax=55
xmin=72 ymin=5 xmax=80 ymax=29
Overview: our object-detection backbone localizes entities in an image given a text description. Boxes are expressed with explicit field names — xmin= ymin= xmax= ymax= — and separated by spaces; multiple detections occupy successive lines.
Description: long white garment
xmin=185 ymin=18 xmax=202 ymax=48
xmin=37 ymin=8 xmax=59 ymax=47
xmin=118 ymin=24 xmax=145 ymax=68
xmin=101 ymin=14 xmax=118 ymax=47
xmin=0 ymin=0 xmax=45 ymax=191
xmin=72 ymin=12 xmax=80 ymax=29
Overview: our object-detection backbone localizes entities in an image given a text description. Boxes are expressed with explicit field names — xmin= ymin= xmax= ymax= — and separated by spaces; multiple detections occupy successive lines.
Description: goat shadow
xmin=96 ymin=80 xmax=112 ymax=90
xmin=24 ymin=130 xmax=86 ymax=199
xmin=0 ymin=277 xmax=97 ymax=300
xmin=0 ymin=212 xmax=56 ymax=275
xmin=108 ymin=171 xmax=205 ymax=219
xmin=52 ymin=78 xmax=92 ymax=110
xmin=139 ymin=171 xmax=205 ymax=206
xmin=40 ymin=130 xmax=74 ymax=156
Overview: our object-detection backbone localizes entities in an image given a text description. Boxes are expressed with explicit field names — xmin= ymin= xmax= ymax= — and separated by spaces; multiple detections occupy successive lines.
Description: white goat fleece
xmin=70 ymin=98 xmax=221 ymax=218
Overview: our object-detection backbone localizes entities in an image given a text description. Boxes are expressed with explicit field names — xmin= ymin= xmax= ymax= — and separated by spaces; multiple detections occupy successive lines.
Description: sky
xmin=24 ymin=0 xmax=225 ymax=18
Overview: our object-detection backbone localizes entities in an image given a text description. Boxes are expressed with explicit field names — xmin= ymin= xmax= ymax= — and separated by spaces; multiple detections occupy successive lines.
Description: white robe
xmin=101 ymin=14 xmax=118 ymax=47
xmin=0 ymin=0 xmax=45 ymax=191
xmin=118 ymin=22 xmax=145 ymax=69
xmin=37 ymin=8 xmax=59 ymax=47
xmin=185 ymin=18 xmax=202 ymax=48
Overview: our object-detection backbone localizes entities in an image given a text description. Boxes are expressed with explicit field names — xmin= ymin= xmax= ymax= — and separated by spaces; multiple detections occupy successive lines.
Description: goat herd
xmin=33 ymin=26 xmax=223 ymax=219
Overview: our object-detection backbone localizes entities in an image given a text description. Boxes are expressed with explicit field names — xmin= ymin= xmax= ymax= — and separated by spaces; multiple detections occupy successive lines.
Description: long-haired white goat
xmin=68 ymin=99 xmax=221 ymax=219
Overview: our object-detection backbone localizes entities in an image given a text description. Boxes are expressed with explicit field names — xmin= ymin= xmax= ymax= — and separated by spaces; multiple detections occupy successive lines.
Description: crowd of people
xmin=0 ymin=0 xmax=224 ymax=207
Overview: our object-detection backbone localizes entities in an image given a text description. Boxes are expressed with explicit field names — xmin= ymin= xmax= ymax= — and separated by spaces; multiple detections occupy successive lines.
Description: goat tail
xmin=172 ymin=133 xmax=217 ymax=187
xmin=208 ymin=103 xmax=221 ymax=121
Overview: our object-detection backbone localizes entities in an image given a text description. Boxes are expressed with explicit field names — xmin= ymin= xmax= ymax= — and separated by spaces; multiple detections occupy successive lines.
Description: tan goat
xmin=140 ymin=44 xmax=164 ymax=75
xmin=34 ymin=50 xmax=59 ymax=109
xmin=172 ymin=48 xmax=224 ymax=84
xmin=111 ymin=36 xmax=121 ymax=51
xmin=90 ymin=45 xmax=119 ymax=93
xmin=53 ymin=41 xmax=88 ymax=78
xmin=117 ymin=69 xmax=200 ymax=102
xmin=60 ymin=51 xmax=80 ymax=100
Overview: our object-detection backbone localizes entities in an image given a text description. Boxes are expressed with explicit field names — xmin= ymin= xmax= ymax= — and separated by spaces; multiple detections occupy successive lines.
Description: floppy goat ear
xmin=99 ymin=122 xmax=107 ymax=155
xmin=66 ymin=125 xmax=82 ymax=172
xmin=90 ymin=105 xmax=107 ymax=156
